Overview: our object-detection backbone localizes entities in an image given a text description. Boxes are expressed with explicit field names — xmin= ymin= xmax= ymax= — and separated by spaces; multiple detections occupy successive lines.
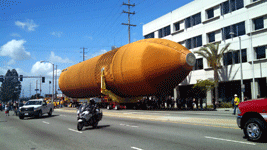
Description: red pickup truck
xmin=237 ymin=98 xmax=267 ymax=141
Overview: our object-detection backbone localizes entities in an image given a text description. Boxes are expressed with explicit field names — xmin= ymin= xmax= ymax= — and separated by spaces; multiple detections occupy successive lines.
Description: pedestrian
xmin=5 ymin=103 xmax=9 ymax=116
xmin=257 ymin=94 xmax=260 ymax=99
xmin=244 ymin=96 xmax=248 ymax=101
xmin=176 ymin=97 xmax=181 ymax=109
xmin=233 ymin=94 xmax=240 ymax=115
xmin=212 ymin=98 xmax=216 ymax=110
xmin=195 ymin=98 xmax=198 ymax=110
xmin=0 ymin=103 xmax=2 ymax=111
xmin=199 ymin=98 xmax=203 ymax=110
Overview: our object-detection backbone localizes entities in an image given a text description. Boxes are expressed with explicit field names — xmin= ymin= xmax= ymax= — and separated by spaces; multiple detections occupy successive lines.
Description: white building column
xmin=251 ymin=79 xmax=260 ymax=99
xmin=206 ymin=89 xmax=212 ymax=105
xmin=173 ymin=86 xmax=180 ymax=108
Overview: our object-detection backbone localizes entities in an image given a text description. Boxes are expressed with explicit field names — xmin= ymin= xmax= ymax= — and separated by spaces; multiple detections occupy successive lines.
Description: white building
xmin=143 ymin=0 xmax=267 ymax=104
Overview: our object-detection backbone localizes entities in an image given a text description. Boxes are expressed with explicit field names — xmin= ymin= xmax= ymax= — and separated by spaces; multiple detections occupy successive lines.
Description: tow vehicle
xmin=237 ymin=98 xmax=267 ymax=141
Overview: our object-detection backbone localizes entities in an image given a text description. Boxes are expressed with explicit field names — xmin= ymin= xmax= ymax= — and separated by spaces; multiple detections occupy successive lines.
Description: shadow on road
xmin=23 ymin=114 xmax=59 ymax=120
xmin=83 ymin=125 xmax=110 ymax=131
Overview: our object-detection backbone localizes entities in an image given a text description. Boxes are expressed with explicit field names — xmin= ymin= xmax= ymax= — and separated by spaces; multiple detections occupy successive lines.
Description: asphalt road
xmin=0 ymin=108 xmax=266 ymax=150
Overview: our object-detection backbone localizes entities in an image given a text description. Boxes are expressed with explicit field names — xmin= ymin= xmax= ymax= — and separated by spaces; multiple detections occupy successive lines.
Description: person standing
xmin=5 ymin=103 xmax=9 ymax=116
xmin=212 ymin=98 xmax=216 ymax=110
xmin=233 ymin=94 xmax=240 ymax=115
xmin=199 ymin=98 xmax=203 ymax=110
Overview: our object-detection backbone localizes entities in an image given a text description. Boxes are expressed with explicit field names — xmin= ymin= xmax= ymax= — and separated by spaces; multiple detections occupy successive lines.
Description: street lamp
xmin=40 ymin=61 xmax=54 ymax=103
xmin=230 ymin=32 xmax=244 ymax=102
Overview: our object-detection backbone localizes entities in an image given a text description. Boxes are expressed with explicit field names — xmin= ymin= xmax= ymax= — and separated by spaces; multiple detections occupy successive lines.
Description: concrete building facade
xmin=143 ymin=0 xmax=267 ymax=104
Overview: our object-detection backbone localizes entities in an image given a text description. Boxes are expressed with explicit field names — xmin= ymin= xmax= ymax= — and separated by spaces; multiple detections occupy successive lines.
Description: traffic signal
xmin=20 ymin=75 xmax=23 ymax=81
xmin=42 ymin=77 xmax=45 ymax=83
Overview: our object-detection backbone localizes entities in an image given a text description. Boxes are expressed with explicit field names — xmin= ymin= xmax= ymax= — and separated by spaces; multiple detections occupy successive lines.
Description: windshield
xmin=25 ymin=101 xmax=42 ymax=105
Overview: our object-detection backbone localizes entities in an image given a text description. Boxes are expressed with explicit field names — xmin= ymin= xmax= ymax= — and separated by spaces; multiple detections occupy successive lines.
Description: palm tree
xmin=194 ymin=43 xmax=231 ymax=106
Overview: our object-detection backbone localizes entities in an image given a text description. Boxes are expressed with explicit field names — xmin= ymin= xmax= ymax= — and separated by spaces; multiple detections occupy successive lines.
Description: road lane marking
xmin=42 ymin=121 xmax=50 ymax=124
xmin=68 ymin=128 xmax=82 ymax=133
xmin=131 ymin=147 xmax=143 ymax=150
xmin=205 ymin=136 xmax=256 ymax=145
xmin=120 ymin=124 xmax=139 ymax=128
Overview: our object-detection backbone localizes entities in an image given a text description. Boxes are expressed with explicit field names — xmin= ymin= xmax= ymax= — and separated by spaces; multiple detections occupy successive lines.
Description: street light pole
xmin=239 ymin=37 xmax=244 ymax=102
xmin=230 ymin=32 xmax=244 ymax=102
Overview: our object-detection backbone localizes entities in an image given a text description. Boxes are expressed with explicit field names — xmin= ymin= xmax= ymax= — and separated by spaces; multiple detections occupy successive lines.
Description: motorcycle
xmin=77 ymin=104 xmax=103 ymax=131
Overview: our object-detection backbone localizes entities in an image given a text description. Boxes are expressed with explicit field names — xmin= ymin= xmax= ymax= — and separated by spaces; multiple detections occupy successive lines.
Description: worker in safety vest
xmin=233 ymin=94 xmax=240 ymax=115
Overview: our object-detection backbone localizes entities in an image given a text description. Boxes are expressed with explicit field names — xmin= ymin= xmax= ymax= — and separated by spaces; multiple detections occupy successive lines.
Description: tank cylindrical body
xmin=59 ymin=38 xmax=195 ymax=98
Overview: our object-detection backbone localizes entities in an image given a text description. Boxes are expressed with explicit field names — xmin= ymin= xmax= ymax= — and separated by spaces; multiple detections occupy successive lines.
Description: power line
xmin=122 ymin=0 xmax=136 ymax=44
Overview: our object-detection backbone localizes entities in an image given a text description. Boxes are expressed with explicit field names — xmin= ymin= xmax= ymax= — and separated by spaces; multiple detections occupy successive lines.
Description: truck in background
xmin=237 ymin=98 xmax=267 ymax=141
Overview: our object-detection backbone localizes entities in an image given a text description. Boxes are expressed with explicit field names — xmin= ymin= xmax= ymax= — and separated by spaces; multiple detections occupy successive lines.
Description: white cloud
xmin=89 ymin=49 xmax=108 ymax=58
xmin=85 ymin=36 xmax=93 ymax=40
xmin=49 ymin=51 xmax=74 ymax=63
xmin=7 ymin=59 xmax=16 ymax=65
xmin=0 ymin=39 xmax=31 ymax=64
xmin=15 ymin=19 xmax=38 ymax=31
xmin=10 ymin=33 xmax=21 ymax=37
xmin=31 ymin=61 xmax=53 ymax=76
xmin=51 ymin=31 xmax=63 ymax=38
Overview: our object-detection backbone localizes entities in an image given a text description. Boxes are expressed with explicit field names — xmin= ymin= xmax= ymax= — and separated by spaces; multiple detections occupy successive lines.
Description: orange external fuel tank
xmin=59 ymin=38 xmax=196 ymax=98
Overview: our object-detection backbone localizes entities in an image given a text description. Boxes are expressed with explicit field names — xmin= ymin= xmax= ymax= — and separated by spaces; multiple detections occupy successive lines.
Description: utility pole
xmin=40 ymin=76 xmax=42 ymax=97
xmin=55 ymin=65 xmax=57 ymax=98
xmin=29 ymin=82 xmax=31 ymax=97
xmin=80 ymin=47 xmax=87 ymax=61
xmin=122 ymin=0 xmax=136 ymax=44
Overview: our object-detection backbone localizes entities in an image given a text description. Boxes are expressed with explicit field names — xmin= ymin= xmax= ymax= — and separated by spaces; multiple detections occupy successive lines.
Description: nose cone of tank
xmin=186 ymin=53 xmax=196 ymax=67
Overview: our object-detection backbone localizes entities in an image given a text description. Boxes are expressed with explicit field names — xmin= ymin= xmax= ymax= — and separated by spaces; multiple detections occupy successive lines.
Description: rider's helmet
xmin=89 ymin=99 xmax=95 ymax=105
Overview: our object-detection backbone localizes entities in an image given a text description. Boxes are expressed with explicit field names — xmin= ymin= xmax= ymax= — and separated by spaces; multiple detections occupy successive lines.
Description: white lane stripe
xmin=42 ymin=121 xmax=50 ymax=124
xmin=205 ymin=136 xmax=256 ymax=145
xmin=68 ymin=128 xmax=82 ymax=133
xmin=131 ymin=147 xmax=143 ymax=150
xmin=120 ymin=124 xmax=139 ymax=128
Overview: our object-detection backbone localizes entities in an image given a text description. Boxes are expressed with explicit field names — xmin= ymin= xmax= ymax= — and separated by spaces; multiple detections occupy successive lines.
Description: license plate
xmin=25 ymin=113 xmax=28 ymax=115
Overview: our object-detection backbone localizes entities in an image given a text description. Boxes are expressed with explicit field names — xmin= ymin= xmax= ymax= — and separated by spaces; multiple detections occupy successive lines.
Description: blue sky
xmin=0 ymin=0 xmax=193 ymax=98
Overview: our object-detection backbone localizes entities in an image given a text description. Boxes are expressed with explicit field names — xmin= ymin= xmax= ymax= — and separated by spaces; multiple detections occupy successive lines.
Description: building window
xmin=221 ymin=0 xmax=244 ymax=15
xmin=208 ymin=32 xmax=215 ymax=43
xmin=224 ymin=49 xmax=247 ymax=65
xmin=144 ymin=32 xmax=154 ymax=39
xmin=253 ymin=0 xmax=258 ymax=2
xmin=222 ymin=21 xmax=245 ymax=40
xmin=185 ymin=35 xmax=202 ymax=49
xmin=255 ymin=46 xmax=266 ymax=59
xmin=223 ymin=52 xmax=233 ymax=65
xmin=242 ymin=49 xmax=247 ymax=62
xmin=192 ymin=13 xmax=201 ymax=26
xmin=158 ymin=25 xmax=171 ymax=38
xmin=174 ymin=22 xmax=180 ymax=31
xmin=253 ymin=17 xmax=264 ymax=30
xmin=192 ymin=35 xmax=202 ymax=48
xmin=193 ymin=58 xmax=203 ymax=70
xmin=222 ymin=1 xmax=230 ymax=15
xmin=207 ymin=8 xmax=214 ymax=19
xmin=185 ymin=17 xmax=191 ymax=28
xmin=186 ymin=39 xmax=192 ymax=49
xmin=185 ymin=12 xmax=201 ymax=28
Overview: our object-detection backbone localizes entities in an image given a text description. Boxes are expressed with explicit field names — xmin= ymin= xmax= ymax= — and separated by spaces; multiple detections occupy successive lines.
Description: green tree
xmin=0 ymin=69 xmax=21 ymax=102
xmin=194 ymin=43 xmax=231 ymax=105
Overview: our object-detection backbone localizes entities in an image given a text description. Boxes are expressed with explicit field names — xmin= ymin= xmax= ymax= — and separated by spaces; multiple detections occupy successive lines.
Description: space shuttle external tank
xmin=59 ymin=38 xmax=196 ymax=98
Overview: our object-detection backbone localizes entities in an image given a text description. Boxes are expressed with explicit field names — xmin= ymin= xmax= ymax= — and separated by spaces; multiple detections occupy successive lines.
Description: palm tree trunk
xmin=214 ymin=68 xmax=219 ymax=106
